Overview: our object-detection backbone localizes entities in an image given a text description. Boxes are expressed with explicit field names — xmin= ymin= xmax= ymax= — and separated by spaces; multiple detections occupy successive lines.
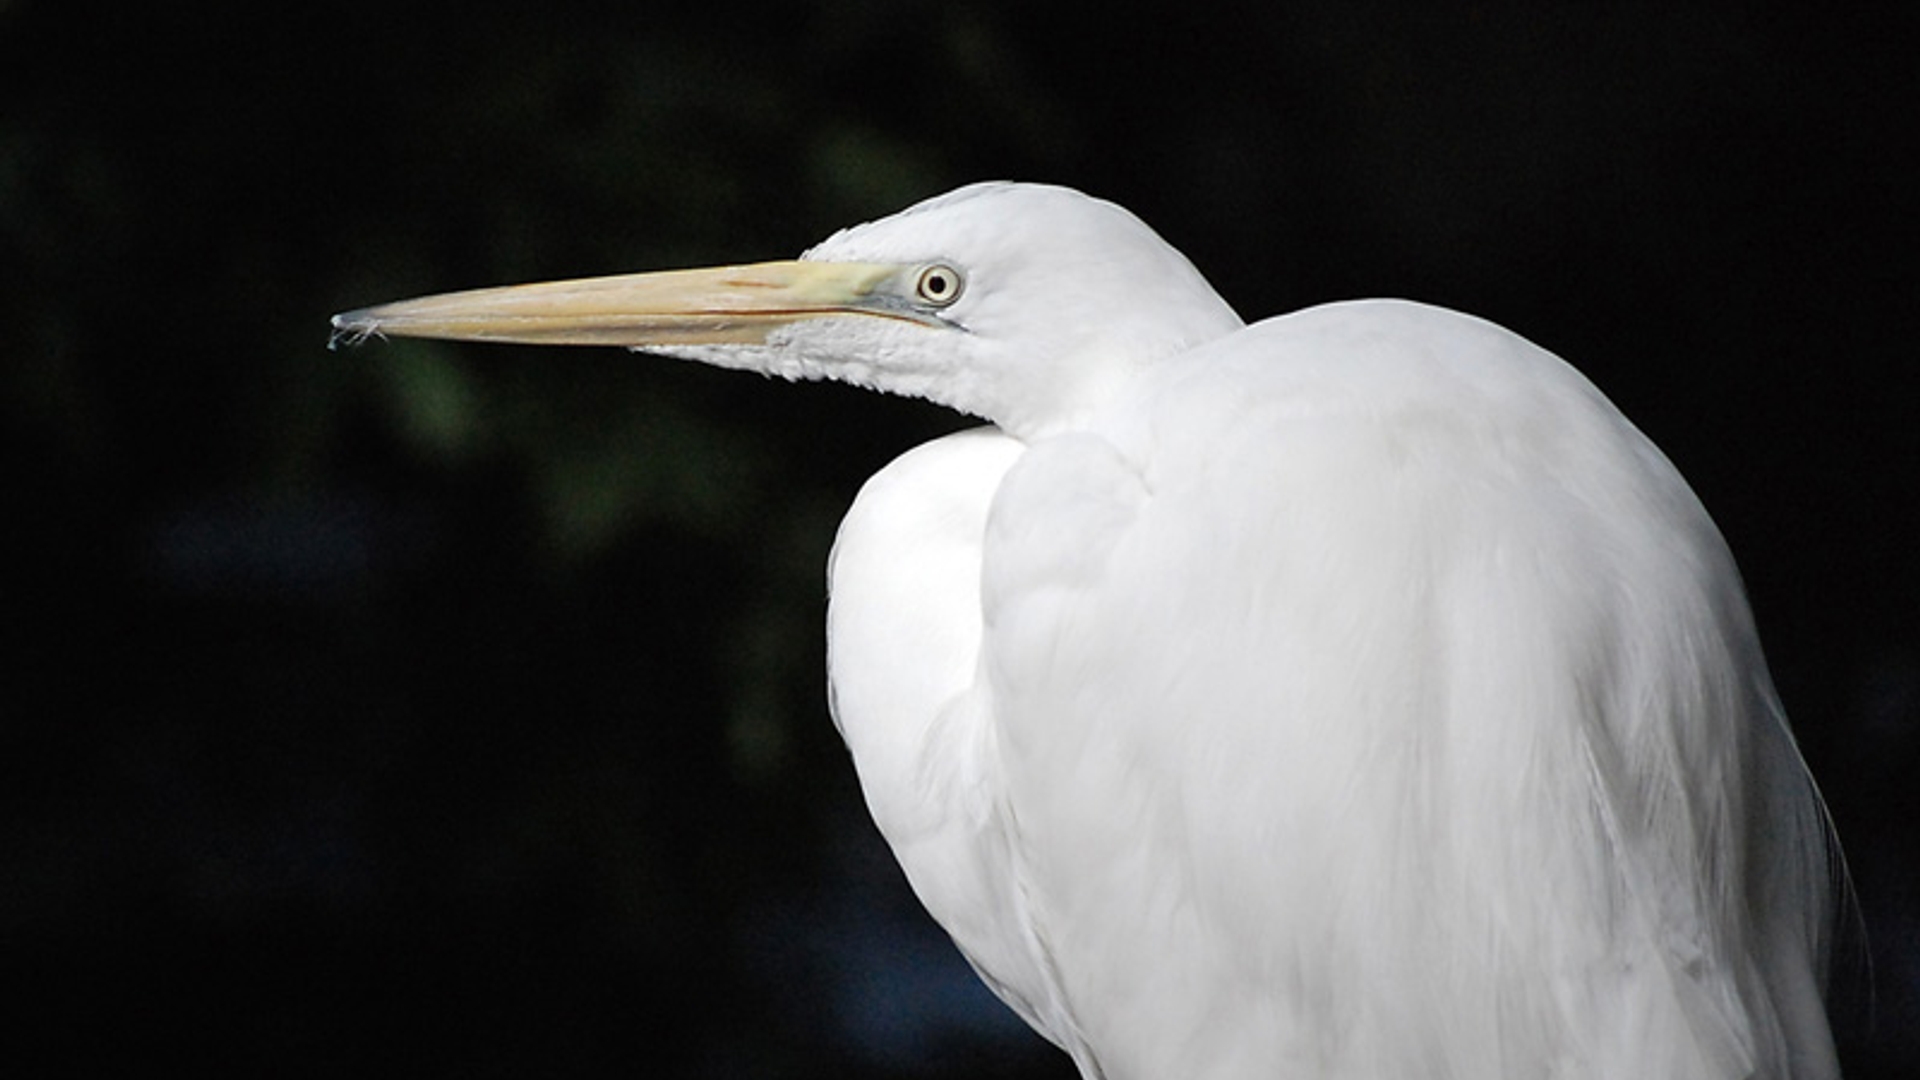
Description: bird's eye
xmin=914 ymin=264 xmax=964 ymax=307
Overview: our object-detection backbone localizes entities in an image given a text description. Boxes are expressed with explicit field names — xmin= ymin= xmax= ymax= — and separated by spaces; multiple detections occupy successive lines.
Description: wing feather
xmin=977 ymin=301 xmax=1837 ymax=1080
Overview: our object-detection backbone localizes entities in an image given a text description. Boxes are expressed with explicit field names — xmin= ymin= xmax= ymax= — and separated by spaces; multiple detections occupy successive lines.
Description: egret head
xmin=333 ymin=182 xmax=1242 ymax=438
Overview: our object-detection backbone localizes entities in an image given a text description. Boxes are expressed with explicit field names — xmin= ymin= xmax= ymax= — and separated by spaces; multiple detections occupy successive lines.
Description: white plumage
xmin=335 ymin=182 xmax=1842 ymax=1079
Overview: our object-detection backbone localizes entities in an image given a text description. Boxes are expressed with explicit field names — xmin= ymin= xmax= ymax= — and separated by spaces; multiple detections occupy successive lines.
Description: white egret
xmin=335 ymin=182 xmax=1842 ymax=1079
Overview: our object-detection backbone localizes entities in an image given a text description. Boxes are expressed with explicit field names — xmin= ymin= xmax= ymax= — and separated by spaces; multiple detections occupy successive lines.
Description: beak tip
xmin=327 ymin=308 xmax=382 ymax=350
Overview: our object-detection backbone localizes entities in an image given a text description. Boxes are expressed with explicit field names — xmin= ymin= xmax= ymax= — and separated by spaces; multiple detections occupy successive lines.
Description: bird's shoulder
xmin=983 ymin=299 xmax=1676 ymax=621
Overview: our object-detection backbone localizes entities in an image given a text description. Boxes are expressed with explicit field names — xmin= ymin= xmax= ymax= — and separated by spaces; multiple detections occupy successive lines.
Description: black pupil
xmin=925 ymin=272 xmax=949 ymax=297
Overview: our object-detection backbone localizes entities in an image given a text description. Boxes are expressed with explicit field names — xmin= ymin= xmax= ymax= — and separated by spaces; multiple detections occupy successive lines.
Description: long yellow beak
xmin=330 ymin=260 xmax=912 ymax=348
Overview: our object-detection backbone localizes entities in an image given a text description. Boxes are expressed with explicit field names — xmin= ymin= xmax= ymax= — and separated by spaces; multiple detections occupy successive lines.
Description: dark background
xmin=4 ymin=1 xmax=1914 ymax=1076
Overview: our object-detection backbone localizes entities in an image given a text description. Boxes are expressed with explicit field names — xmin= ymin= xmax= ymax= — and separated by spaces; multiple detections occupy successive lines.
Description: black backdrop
xmin=4 ymin=2 xmax=1914 ymax=1076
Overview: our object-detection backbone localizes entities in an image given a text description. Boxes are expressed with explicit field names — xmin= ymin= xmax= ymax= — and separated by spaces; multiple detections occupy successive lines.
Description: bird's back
xmin=833 ymin=300 xmax=1839 ymax=1079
